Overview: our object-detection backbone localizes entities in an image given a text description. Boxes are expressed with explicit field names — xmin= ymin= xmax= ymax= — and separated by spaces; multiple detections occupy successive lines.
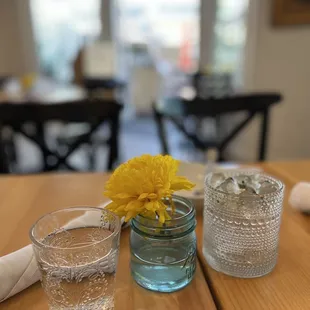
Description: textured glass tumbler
xmin=30 ymin=207 xmax=121 ymax=310
xmin=130 ymin=196 xmax=197 ymax=292
xmin=203 ymin=172 xmax=284 ymax=278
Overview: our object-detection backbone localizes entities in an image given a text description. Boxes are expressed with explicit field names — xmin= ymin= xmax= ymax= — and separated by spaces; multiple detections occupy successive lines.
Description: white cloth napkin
xmin=0 ymin=244 xmax=40 ymax=302
xmin=289 ymin=182 xmax=310 ymax=212
xmin=0 ymin=203 xmax=122 ymax=302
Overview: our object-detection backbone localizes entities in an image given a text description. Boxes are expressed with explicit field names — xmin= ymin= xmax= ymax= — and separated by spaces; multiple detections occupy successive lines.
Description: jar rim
xmin=133 ymin=195 xmax=195 ymax=230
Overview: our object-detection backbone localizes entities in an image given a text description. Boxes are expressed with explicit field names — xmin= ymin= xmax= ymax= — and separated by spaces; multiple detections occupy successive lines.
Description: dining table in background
xmin=1 ymin=160 xmax=310 ymax=309
xmin=0 ymin=77 xmax=87 ymax=104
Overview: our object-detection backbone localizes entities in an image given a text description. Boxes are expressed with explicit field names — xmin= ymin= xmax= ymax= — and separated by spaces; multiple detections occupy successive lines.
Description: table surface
xmin=1 ymin=160 xmax=310 ymax=309
xmin=0 ymin=77 xmax=87 ymax=104
xmin=155 ymin=93 xmax=281 ymax=119
xmin=0 ymin=76 xmax=121 ymax=105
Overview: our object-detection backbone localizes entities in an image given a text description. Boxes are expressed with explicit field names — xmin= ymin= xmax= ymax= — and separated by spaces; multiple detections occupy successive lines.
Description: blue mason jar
xmin=130 ymin=195 xmax=197 ymax=292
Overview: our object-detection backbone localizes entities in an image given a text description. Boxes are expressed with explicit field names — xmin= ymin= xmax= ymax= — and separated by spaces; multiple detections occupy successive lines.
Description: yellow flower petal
xmin=125 ymin=210 xmax=139 ymax=222
xmin=113 ymin=193 xmax=136 ymax=200
xmin=114 ymin=211 xmax=127 ymax=218
xmin=141 ymin=210 xmax=157 ymax=219
xmin=171 ymin=176 xmax=195 ymax=191
xmin=158 ymin=210 xmax=166 ymax=223
xmin=105 ymin=201 xmax=118 ymax=210
xmin=164 ymin=209 xmax=171 ymax=221
xmin=138 ymin=193 xmax=148 ymax=200
xmin=125 ymin=200 xmax=144 ymax=211
xmin=148 ymin=193 xmax=158 ymax=199
xmin=115 ymin=204 xmax=126 ymax=212
xmin=145 ymin=201 xmax=155 ymax=211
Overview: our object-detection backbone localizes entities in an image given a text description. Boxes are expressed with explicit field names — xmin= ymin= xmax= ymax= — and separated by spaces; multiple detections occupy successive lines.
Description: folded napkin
xmin=0 ymin=244 xmax=40 ymax=302
xmin=0 ymin=203 xmax=122 ymax=302
xmin=289 ymin=182 xmax=310 ymax=212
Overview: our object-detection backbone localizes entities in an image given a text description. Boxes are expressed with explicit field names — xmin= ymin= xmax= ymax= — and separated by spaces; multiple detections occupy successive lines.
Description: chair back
xmin=0 ymin=98 xmax=122 ymax=172
xmin=0 ymin=98 xmax=122 ymax=123
xmin=184 ymin=93 xmax=282 ymax=116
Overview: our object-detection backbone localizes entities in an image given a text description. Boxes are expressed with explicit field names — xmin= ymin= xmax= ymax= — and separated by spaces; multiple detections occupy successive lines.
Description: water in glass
xmin=131 ymin=234 xmax=196 ymax=292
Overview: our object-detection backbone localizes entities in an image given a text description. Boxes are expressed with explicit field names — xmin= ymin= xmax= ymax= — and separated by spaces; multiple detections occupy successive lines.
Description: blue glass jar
xmin=130 ymin=195 xmax=197 ymax=292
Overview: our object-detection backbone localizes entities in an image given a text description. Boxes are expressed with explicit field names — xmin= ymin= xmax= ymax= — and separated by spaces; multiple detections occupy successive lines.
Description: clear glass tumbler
xmin=203 ymin=172 xmax=284 ymax=278
xmin=30 ymin=207 xmax=121 ymax=310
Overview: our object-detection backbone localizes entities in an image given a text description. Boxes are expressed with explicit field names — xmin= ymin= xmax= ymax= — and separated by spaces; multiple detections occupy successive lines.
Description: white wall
xmin=230 ymin=0 xmax=310 ymax=161
xmin=100 ymin=0 xmax=112 ymax=41
xmin=0 ymin=0 xmax=38 ymax=76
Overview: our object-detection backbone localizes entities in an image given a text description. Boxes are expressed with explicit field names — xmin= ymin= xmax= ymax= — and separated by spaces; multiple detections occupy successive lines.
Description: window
xmin=31 ymin=0 xmax=101 ymax=81
xmin=213 ymin=0 xmax=249 ymax=76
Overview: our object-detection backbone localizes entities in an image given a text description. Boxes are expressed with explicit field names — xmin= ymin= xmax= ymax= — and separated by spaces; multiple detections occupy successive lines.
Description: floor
xmin=120 ymin=116 xmax=201 ymax=162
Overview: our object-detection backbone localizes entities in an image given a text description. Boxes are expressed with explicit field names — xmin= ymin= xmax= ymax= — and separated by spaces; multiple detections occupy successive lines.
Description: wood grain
xmin=197 ymin=161 xmax=310 ymax=309
xmin=0 ymin=173 xmax=216 ymax=310
xmin=263 ymin=160 xmax=310 ymax=235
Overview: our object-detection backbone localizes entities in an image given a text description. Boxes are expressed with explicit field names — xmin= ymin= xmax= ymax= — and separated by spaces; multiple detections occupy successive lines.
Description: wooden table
xmin=1 ymin=160 xmax=310 ymax=309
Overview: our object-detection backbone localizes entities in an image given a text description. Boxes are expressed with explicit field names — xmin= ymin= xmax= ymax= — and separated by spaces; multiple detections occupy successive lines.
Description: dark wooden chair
xmin=0 ymin=98 xmax=122 ymax=172
xmin=153 ymin=93 xmax=282 ymax=161
xmin=189 ymin=72 xmax=234 ymax=145
xmin=57 ymin=76 xmax=125 ymax=170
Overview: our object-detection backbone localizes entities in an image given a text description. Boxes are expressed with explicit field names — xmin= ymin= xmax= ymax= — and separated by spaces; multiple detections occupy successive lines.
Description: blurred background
xmin=0 ymin=0 xmax=308 ymax=173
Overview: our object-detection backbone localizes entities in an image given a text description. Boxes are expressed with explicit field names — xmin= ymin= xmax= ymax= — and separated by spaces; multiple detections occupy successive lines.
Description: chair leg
xmin=88 ymin=143 xmax=96 ymax=171
xmin=108 ymin=114 xmax=120 ymax=171
xmin=0 ymin=125 xmax=9 ymax=173
xmin=50 ymin=122 xmax=102 ymax=170
xmin=259 ymin=108 xmax=270 ymax=161
xmin=34 ymin=122 xmax=50 ymax=171
xmin=218 ymin=150 xmax=225 ymax=162
xmin=153 ymin=106 xmax=169 ymax=155
xmin=0 ymin=145 xmax=8 ymax=173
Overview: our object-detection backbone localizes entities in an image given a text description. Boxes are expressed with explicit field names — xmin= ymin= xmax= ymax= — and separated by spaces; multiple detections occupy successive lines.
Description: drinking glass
xmin=30 ymin=207 xmax=121 ymax=310
xmin=203 ymin=172 xmax=284 ymax=278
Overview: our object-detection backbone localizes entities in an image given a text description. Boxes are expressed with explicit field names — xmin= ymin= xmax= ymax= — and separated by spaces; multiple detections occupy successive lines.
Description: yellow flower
xmin=104 ymin=154 xmax=195 ymax=223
